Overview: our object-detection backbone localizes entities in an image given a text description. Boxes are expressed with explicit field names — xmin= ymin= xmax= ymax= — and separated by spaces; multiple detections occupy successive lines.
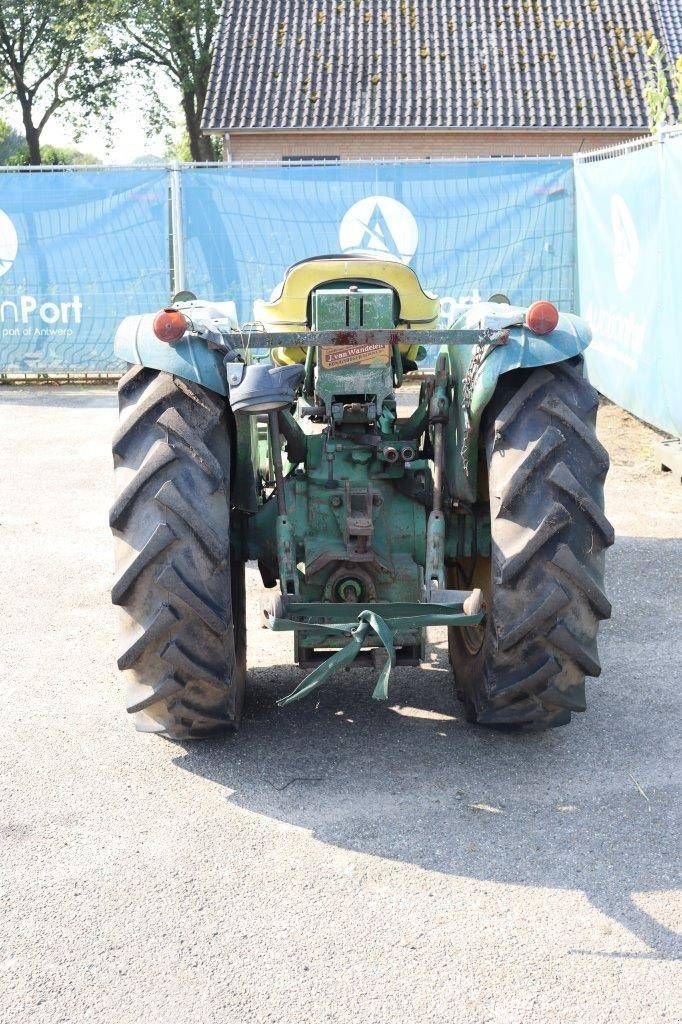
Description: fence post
xmin=169 ymin=162 xmax=186 ymax=295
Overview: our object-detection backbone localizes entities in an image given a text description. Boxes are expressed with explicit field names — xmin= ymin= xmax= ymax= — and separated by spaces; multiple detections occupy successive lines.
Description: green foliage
xmin=0 ymin=108 xmax=102 ymax=166
xmin=131 ymin=153 xmax=166 ymax=166
xmin=165 ymin=130 xmax=220 ymax=163
xmin=0 ymin=2 xmax=221 ymax=164
xmin=0 ymin=1 xmax=124 ymax=163
xmin=643 ymin=38 xmax=682 ymax=132
xmin=167 ymin=132 xmax=195 ymax=163
xmin=0 ymin=132 xmax=102 ymax=165
xmin=0 ymin=117 xmax=27 ymax=164
xmin=675 ymin=56 xmax=682 ymax=121
xmin=39 ymin=145 xmax=102 ymax=165
xmin=116 ymin=1 xmax=219 ymax=161
xmin=119 ymin=1 xmax=218 ymax=93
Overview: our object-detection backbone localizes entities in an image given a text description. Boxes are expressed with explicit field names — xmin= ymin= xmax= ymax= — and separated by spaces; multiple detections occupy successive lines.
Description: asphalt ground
xmin=0 ymin=386 xmax=680 ymax=1024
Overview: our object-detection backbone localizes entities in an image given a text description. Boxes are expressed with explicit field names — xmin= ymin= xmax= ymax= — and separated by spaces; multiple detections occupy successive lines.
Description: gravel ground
xmin=0 ymin=386 xmax=680 ymax=1024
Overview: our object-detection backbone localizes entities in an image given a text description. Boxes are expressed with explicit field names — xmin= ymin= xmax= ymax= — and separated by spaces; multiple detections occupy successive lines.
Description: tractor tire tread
xmin=450 ymin=359 xmax=613 ymax=729
xmin=110 ymin=368 xmax=244 ymax=738
xmin=112 ymin=523 xmax=176 ymax=606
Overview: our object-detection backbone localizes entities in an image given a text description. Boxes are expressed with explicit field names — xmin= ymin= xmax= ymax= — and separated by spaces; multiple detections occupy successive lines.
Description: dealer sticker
xmin=320 ymin=344 xmax=391 ymax=369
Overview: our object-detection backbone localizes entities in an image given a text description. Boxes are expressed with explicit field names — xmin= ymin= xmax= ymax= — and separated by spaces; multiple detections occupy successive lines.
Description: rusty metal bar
xmin=230 ymin=329 xmax=491 ymax=349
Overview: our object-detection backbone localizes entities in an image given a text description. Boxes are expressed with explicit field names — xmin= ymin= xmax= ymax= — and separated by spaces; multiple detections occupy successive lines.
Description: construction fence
xmin=575 ymin=130 xmax=682 ymax=437
xmin=0 ymin=157 xmax=575 ymax=374
xmin=0 ymin=134 xmax=680 ymax=436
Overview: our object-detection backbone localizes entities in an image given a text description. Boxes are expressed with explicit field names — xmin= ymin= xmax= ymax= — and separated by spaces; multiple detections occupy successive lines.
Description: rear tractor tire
xmin=110 ymin=366 xmax=246 ymax=739
xmin=448 ymin=359 xmax=614 ymax=729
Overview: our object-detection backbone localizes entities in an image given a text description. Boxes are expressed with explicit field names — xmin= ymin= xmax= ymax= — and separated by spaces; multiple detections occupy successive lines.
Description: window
xmin=281 ymin=155 xmax=341 ymax=165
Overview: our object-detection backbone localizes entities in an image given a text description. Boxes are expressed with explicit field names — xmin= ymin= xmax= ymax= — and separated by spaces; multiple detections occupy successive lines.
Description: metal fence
xmin=2 ymin=141 xmax=680 ymax=437
xmin=0 ymin=157 xmax=575 ymax=375
xmin=0 ymin=167 xmax=170 ymax=374
xmin=574 ymin=127 xmax=682 ymax=436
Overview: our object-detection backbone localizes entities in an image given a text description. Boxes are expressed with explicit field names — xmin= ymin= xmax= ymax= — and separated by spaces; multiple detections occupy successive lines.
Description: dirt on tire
xmin=449 ymin=359 xmax=614 ymax=728
xmin=110 ymin=366 xmax=245 ymax=738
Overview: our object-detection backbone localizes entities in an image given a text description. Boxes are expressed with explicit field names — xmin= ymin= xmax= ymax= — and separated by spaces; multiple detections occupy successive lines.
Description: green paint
xmin=124 ymin=271 xmax=592 ymax=700
xmin=312 ymin=284 xmax=395 ymax=331
xmin=271 ymin=604 xmax=484 ymax=706
xmin=440 ymin=303 xmax=592 ymax=501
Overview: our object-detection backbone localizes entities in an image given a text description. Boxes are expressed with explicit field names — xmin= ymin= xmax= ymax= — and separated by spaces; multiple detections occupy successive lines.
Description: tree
xmin=165 ymin=129 xmax=220 ymax=163
xmin=0 ymin=117 xmax=26 ymax=164
xmin=644 ymin=39 xmax=682 ymax=132
xmin=0 ymin=116 xmax=101 ymax=164
xmin=118 ymin=1 xmax=219 ymax=161
xmin=39 ymin=144 xmax=102 ymax=165
xmin=0 ymin=2 xmax=123 ymax=165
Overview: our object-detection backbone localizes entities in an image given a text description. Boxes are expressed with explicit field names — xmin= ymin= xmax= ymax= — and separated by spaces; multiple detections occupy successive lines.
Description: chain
xmin=461 ymin=335 xmax=489 ymax=411
xmin=460 ymin=418 xmax=474 ymax=474
xmin=460 ymin=329 xmax=509 ymax=474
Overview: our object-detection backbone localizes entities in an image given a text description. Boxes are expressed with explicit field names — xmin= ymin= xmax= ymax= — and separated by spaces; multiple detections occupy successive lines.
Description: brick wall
xmin=225 ymin=129 xmax=641 ymax=162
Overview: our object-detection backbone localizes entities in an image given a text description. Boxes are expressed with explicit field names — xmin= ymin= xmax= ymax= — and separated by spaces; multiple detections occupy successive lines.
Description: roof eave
xmin=202 ymin=124 xmax=650 ymax=135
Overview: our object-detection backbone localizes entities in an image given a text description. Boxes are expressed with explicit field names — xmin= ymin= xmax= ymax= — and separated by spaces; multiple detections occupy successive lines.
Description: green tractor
xmin=110 ymin=255 xmax=613 ymax=738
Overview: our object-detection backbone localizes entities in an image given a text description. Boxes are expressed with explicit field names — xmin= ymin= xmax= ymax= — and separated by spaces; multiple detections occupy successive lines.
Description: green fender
xmin=114 ymin=298 xmax=260 ymax=529
xmin=113 ymin=299 xmax=239 ymax=397
xmin=441 ymin=303 xmax=592 ymax=503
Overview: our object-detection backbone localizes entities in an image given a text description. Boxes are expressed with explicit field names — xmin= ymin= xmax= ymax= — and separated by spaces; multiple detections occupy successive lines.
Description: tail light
xmin=526 ymin=300 xmax=559 ymax=336
xmin=153 ymin=308 xmax=188 ymax=343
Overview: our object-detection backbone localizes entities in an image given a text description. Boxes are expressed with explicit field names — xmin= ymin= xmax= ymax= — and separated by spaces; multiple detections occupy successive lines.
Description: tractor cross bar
xmin=230 ymin=328 xmax=508 ymax=349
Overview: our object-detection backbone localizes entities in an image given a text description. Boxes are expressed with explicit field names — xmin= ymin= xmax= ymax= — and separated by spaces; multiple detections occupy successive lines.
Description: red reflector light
xmin=525 ymin=300 xmax=559 ymax=336
xmin=153 ymin=308 xmax=187 ymax=343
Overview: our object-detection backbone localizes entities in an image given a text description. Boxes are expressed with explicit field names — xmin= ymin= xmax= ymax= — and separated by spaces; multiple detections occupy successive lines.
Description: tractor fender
xmin=113 ymin=299 xmax=240 ymax=397
xmin=442 ymin=303 xmax=592 ymax=502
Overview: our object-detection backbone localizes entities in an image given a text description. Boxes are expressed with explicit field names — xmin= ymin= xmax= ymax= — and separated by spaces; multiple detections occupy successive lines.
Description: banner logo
xmin=0 ymin=208 xmax=82 ymax=339
xmin=611 ymin=194 xmax=639 ymax=294
xmin=339 ymin=196 xmax=419 ymax=264
xmin=0 ymin=209 xmax=18 ymax=278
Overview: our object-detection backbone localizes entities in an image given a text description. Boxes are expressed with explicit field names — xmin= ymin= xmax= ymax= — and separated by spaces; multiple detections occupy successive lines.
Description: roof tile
xmin=203 ymin=0 xmax=682 ymax=132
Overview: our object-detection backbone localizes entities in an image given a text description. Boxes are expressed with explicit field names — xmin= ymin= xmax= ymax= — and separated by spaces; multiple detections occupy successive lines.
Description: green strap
xmin=276 ymin=621 xmax=369 ymax=707
xmin=269 ymin=618 xmax=356 ymax=635
xmin=357 ymin=610 xmax=396 ymax=702
xmin=275 ymin=610 xmax=396 ymax=706
xmin=272 ymin=607 xmax=484 ymax=707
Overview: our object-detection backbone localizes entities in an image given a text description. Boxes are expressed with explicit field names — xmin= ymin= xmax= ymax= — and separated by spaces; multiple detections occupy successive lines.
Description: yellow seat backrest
xmin=253 ymin=256 xmax=439 ymax=332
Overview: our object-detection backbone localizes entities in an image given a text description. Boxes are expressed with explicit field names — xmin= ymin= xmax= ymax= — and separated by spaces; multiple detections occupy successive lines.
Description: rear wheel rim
xmin=451 ymin=558 xmax=491 ymax=656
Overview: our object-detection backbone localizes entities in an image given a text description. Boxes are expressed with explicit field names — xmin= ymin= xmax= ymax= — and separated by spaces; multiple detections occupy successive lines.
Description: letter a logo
xmin=339 ymin=196 xmax=419 ymax=264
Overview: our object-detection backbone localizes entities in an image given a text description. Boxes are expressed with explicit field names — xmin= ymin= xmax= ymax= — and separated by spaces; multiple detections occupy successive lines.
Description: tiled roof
xmin=655 ymin=0 xmax=682 ymax=57
xmin=203 ymin=0 xmax=682 ymax=133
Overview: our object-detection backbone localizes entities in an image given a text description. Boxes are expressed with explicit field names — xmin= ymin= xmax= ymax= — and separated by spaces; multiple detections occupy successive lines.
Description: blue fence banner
xmin=0 ymin=159 xmax=574 ymax=374
xmin=180 ymin=158 xmax=575 ymax=329
xmin=575 ymin=133 xmax=682 ymax=437
xmin=0 ymin=168 xmax=170 ymax=372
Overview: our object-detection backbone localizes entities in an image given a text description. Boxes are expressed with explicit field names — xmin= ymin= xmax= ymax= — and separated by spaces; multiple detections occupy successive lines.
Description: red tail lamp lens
xmin=526 ymin=300 xmax=559 ymax=336
xmin=153 ymin=308 xmax=188 ymax=343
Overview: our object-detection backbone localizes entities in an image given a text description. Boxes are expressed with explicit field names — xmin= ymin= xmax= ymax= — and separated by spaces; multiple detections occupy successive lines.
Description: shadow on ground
xmin=0 ymin=387 xmax=117 ymax=409
xmin=174 ymin=536 xmax=681 ymax=962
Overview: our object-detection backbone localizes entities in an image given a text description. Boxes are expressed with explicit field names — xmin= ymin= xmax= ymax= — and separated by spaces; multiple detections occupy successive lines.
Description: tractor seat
xmin=254 ymin=254 xmax=439 ymax=329
xmin=253 ymin=255 xmax=440 ymax=366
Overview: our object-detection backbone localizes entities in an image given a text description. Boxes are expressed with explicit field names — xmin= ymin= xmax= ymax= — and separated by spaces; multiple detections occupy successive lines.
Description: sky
xmin=8 ymin=79 xmax=180 ymax=165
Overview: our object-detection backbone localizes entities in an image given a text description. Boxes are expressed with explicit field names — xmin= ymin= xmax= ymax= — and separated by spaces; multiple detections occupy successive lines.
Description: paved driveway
xmin=1 ymin=387 xmax=680 ymax=1023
